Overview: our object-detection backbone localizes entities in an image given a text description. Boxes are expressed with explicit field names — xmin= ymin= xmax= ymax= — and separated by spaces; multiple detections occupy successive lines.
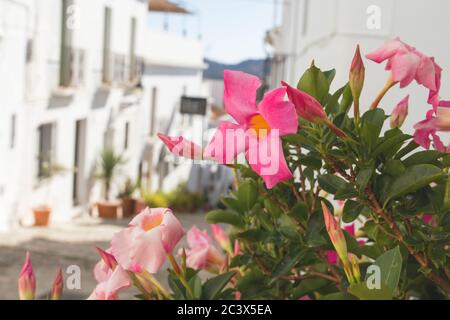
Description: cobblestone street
xmin=0 ymin=213 xmax=209 ymax=300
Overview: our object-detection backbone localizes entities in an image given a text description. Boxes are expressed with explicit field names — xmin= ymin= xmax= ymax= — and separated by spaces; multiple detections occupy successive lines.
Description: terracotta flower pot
xmin=121 ymin=197 xmax=136 ymax=218
xmin=97 ymin=202 xmax=120 ymax=219
xmin=33 ymin=206 xmax=52 ymax=227
xmin=134 ymin=199 xmax=147 ymax=215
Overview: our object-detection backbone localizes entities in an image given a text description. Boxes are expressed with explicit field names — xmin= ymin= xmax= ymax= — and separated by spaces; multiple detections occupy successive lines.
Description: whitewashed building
xmin=269 ymin=0 xmax=450 ymax=133
xmin=0 ymin=0 xmax=206 ymax=231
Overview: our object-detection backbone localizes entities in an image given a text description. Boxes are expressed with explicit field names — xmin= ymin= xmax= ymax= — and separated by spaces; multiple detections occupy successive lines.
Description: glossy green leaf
xmin=297 ymin=62 xmax=330 ymax=104
xmin=206 ymin=210 xmax=244 ymax=228
xmin=236 ymin=179 xmax=258 ymax=212
xmin=384 ymin=164 xmax=444 ymax=206
xmin=201 ymin=271 xmax=236 ymax=300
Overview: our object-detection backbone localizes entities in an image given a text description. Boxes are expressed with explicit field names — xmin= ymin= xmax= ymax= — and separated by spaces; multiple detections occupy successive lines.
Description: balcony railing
xmin=102 ymin=53 xmax=144 ymax=86
xmin=59 ymin=47 xmax=86 ymax=88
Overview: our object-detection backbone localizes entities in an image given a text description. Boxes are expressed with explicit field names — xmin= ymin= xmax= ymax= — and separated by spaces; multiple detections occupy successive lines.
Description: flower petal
xmin=390 ymin=51 xmax=421 ymax=88
xmin=224 ymin=70 xmax=261 ymax=123
xmin=204 ymin=121 xmax=247 ymax=164
xmin=246 ymin=133 xmax=293 ymax=189
xmin=258 ymin=87 xmax=298 ymax=136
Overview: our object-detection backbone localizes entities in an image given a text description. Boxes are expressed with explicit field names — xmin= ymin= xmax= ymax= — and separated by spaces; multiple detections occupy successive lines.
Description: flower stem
xmin=167 ymin=253 xmax=195 ymax=299
xmin=370 ymin=76 xmax=398 ymax=110
xmin=128 ymin=272 xmax=153 ymax=300
xmin=354 ymin=98 xmax=360 ymax=127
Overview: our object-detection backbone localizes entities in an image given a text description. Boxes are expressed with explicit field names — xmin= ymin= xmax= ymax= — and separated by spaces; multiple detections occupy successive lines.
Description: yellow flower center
xmin=248 ymin=114 xmax=271 ymax=138
xmin=142 ymin=214 xmax=163 ymax=231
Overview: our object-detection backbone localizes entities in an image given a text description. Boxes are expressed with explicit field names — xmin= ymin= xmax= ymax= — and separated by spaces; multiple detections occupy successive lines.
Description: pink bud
xmin=321 ymin=202 xmax=348 ymax=265
xmin=282 ymin=81 xmax=327 ymax=124
xmin=349 ymin=45 xmax=365 ymax=100
xmin=390 ymin=95 xmax=409 ymax=128
xmin=211 ymin=224 xmax=232 ymax=254
xmin=96 ymin=247 xmax=117 ymax=270
xmin=18 ymin=252 xmax=36 ymax=300
xmin=50 ymin=268 xmax=63 ymax=300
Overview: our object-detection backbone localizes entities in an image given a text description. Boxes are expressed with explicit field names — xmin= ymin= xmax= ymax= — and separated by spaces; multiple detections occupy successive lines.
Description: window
xmin=124 ymin=122 xmax=130 ymax=150
xmin=10 ymin=114 xmax=16 ymax=149
xmin=102 ymin=7 xmax=112 ymax=83
xmin=37 ymin=123 xmax=56 ymax=178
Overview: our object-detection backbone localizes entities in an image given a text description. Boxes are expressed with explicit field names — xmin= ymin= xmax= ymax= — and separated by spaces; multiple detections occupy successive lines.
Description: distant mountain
xmin=204 ymin=58 xmax=270 ymax=80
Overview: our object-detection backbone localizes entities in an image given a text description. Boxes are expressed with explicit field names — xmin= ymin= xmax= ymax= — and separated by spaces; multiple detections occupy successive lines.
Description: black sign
xmin=180 ymin=96 xmax=207 ymax=115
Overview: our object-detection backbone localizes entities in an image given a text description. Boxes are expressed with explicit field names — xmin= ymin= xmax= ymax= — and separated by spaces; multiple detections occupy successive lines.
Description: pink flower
xmin=18 ymin=252 xmax=36 ymax=300
xmin=366 ymin=37 xmax=446 ymax=107
xmin=88 ymin=248 xmax=131 ymax=300
xmin=282 ymin=81 xmax=327 ymax=124
xmin=390 ymin=95 xmax=409 ymax=129
xmin=204 ymin=70 xmax=298 ymax=189
xmin=185 ymin=226 xmax=225 ymax=273
xmin=111 ymin=208 xmax=185 ymax=274
xmin=414 ymin=108 xmax=450 ymax=152
xmin=422 ymin=214 xmax=433 ymax=224
xmin=50 ymin=268 xmax=63 ymax=300
xmin=157 ymin=133 xmax=204 ymax=160
xmin=211 ymin=224 xmax=232 ymax=255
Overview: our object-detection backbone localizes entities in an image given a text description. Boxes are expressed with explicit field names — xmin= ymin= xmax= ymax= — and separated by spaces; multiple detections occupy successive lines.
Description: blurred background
xmin=0 ymin=0 xmax=449 ymax=299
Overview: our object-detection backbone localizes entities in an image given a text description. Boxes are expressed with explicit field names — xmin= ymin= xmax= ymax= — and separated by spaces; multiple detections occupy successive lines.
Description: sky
xmin=148 ymin=0 xmax=280 ymax=64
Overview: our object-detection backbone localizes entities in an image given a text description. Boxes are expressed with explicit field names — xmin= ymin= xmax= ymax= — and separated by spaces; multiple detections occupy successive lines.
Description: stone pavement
xmin=0 ymin=212 xmax=209 ymax=300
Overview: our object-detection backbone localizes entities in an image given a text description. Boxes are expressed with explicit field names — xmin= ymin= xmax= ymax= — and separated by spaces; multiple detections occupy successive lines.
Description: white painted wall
xmin=274 ymin=0 xmax=450 ymax=134
xmin=0 ymin=0 xmax=205 ymax=230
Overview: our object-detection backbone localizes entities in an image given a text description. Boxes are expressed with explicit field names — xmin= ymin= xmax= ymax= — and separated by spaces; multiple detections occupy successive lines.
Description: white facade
xmin=271 ymin=0 xmax=450 ymax=133
xmin=0 ymin=0 xmax=205 ymax=231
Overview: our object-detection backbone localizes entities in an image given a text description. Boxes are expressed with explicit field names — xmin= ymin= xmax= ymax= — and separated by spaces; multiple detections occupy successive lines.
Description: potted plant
xmin=33 ymin=163 xmax=67 ymax=227
xmin=96 ymin=148 xmax=125 ymax=219
xmin=118 ymin=178 xmax=137 ymax=217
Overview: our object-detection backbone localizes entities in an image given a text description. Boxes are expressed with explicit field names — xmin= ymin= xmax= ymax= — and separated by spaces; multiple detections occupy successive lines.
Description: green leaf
xmin=325 ymin=86 xmax=345 ymax=114
xmin=394 ymin=140 xmax=420 ymax=159
xmin=264 ymin=198 xmax=282 ymax=218
xmin=189 ymin=275 xmax=202 ymax=299
xmin=290 ymin=202 xmax=309 ymax=223
xmin=339 ymin=84 xmax=353 ymax=114
xmin=360 ymin=109 xmax=386 ymax=152
xmin=343 ymin=200 xmax=366 ymax=223
xmin=292 ymin=278 xmax=329 ymax=298
xmin=319 ymin=292 xmax=357 ymax=300
xmin=323 ymin=69 xmax=336 ymax=85
xmin=236 ymin=179 xmax=258 ymax=212
xmin=372 ymin=246 xmax=403 ymax=294
xmin=206 ymin=210 xmax=244 ymax=228
xmin=271 ymin=251 xmax=304 ymax=279
xmin=348 ymin=282 xmax=393 ymax=300
xmin=221 ymin=197 xmax=243 ymax=214
xmin=318 ymin=174 xmax=349 ymax=194
xmin=402 ymin=150 xmax=443 ymax=167
xmin=201 ymin=271 xmax=236 ymax=300
xmin=356 ymin=164 xmax=374 ymax=193
xmin=297 ymin=62 xmax=330 ymax=104
xmin=384 ymin=164 xmax=444 ymax=206
xmin=372 ymin=132 xmax=410 ymax=158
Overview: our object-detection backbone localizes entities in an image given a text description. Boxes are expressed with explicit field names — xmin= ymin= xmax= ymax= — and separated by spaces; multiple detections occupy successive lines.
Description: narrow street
xmin=0 ymin=213 xmax=209 ymax=300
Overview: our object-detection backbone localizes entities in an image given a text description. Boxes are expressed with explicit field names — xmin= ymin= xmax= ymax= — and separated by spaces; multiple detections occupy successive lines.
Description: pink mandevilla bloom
xmin=18 ymin=252 xmax=36 ymax=300
xmin=111 ymin=207 xmax=185 ymax=274
xmin=185 ymin=226 xmax=225 ymax=272
xmin=414 ymin=107 xmax=450 ymax=153
xmin=88 ymin=248 xmax=131 ymax=300
xmin=204 ymin=70 xmax=298 ymax=189
xmin=390 ymin=95 xmax=409 ymax=128
xmin=366 ymin=37 xmax=443 ymax=105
